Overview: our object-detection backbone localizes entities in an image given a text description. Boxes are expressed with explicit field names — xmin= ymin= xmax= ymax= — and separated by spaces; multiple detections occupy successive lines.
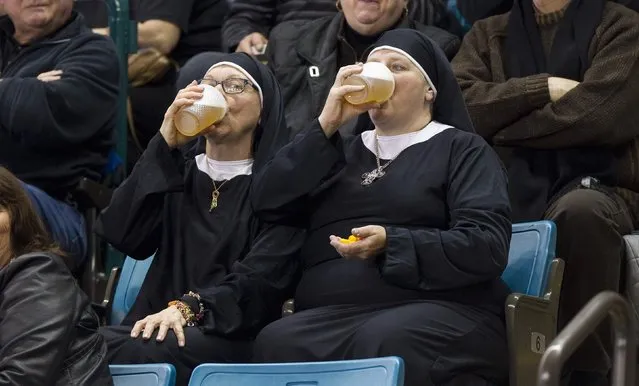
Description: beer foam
xmin=196 ymin=84 xmax=228 ymax=109
xmin=359 ymin=62 xmax=394 ymax=82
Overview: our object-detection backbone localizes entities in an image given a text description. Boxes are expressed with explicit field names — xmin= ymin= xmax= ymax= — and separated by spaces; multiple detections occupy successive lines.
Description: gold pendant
xmin=209 ymin=190 xmax=220 ymax=212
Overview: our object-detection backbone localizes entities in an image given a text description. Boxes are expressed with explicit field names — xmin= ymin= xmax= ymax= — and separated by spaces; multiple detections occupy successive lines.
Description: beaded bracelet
xmin=169 ymin=291 xmax=205 ymax=327
xmin=182 ymin=291 xmax=205 ymax=323
xmin=168 ymin=300 xmax=197 ymax=327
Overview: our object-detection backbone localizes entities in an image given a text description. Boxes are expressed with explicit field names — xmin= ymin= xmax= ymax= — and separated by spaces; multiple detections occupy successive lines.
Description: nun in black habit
xmin=251 ymin=29 xmax=511 ymax=386
xmin=97 ymin=53 xmax=304 ymax=386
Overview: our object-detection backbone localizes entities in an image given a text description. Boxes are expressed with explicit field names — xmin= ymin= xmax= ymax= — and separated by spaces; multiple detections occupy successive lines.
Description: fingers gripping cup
xmin=174 ymin=84 xmax=228 ymax=137
xmin=343 ymin=62 xmax=395 ymax=105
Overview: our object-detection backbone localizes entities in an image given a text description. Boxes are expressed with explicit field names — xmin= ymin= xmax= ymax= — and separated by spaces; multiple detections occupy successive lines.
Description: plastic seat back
xmin=188 ymin=357 xmax=404 ymax=386
xmin=502 ymin=221 xmax=557 ymax=297
xmin=111 ymin=364 xmax=176 ymax=386
xmin=110 ymin=255 xmax=154 ymax=325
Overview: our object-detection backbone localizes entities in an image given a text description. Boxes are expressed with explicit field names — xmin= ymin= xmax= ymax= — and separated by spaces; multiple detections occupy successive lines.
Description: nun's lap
xmin=254 ymin=301 xmax=508 ymax=386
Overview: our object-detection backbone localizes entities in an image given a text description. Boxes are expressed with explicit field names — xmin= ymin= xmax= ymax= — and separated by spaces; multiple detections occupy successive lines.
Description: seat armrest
xmin=507 ymin=258 xmax=564 ymax=386
xmin=73 ymin=177 xmax=113 ymax=211
xmin=622 ymin=234 xmax=639 ymax=347
xmin=91 ymin=267 xmax=120 ymax=325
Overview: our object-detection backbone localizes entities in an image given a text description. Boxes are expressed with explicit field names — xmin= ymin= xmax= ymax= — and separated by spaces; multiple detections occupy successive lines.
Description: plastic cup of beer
xmin=174 ymin=84 xmax=228 ymax=137
xmin=343 ymin=62 xmax=395 ymax=105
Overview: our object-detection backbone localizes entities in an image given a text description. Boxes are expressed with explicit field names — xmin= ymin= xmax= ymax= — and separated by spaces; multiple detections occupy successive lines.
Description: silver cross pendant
xmin=361 ymin=168 xmax=385 ymax=186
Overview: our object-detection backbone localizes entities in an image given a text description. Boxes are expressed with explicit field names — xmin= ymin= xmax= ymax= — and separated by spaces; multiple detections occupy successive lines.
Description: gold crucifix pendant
xmin=209 ymin=191 xmax=220 ymax=212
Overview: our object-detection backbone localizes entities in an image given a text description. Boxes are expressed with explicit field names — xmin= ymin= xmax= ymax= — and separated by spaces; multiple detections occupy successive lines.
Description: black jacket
xmin=267 ymin=14 xmax=460 ymax=137
xmin=0 ymin=253 xmax=112 ymax=385
xmin=223 ymin=0 xmax=460 ymax=51
xmin=0 ymin=12 xmax=119 ymax=200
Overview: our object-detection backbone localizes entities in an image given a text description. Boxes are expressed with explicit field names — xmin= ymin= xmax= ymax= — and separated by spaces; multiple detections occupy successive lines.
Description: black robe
xmin=96 ymin=134 xmax=303 ymax=336
xmin=250 ymin=121 xmax=512 ymax=386
xmin=253 ymin=121 xmax=511 ymax=311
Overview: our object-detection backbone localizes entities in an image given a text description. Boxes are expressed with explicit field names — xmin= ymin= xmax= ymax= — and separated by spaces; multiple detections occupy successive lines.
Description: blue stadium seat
xmin=503 ymin=220 xmax=564 ymax=386
xmin=110 ymin=255 xmax=154 ymax=325
xmin=188 ymin=357 xmax=404 ymax=386
xmin=503 ymin=221 xmax=556 ymax=297
xmin=111 ymin=364 xmax=176 ymax=386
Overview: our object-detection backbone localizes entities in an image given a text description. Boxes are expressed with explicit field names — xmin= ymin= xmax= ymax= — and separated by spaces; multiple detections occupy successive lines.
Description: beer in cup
xmin=343 ymin=62 xmax=395 ymax=105
xmin=174 ymin=84 xmax=228 ymax=137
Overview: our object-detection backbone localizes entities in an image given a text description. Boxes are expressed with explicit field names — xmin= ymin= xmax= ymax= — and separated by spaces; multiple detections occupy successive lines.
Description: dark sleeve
xmin=250 ymin=120 xmax=344 ymax=224
xmin=136 ymin=0 xmax=193 ymax=31
xmin=95 ymin=134 xmax=185 ymax=259
xmin=493 ymin=8 xmax=639 ymax=148
xmin=0 ymin=36 xmax=119 ymax=150
xmin=222 ymin=0 xmax=276 ymax=51
xmin=379 ymin=134 xmax=512 ymax=291
xmin=0 ymin=255 xmax=78 ymax=386
xmin=197 ymin=222 xmax=304 ymax=335
xmin=451 ymin=21 xmax=551 ymax=140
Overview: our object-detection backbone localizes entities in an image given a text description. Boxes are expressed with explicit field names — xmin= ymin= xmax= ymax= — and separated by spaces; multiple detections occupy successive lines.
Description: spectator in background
xmin=223 ymin=0 xmax=459 ymax=54
xmin=452 ymin=0 xmax=639 ymax=384
xmin=266 ymin=0 xmax=460 ymax=137
xmin=178 ymin=0 xmax=459 ymax=91
xmin=0 ymin=0 xmax=119 ymax=271
xmin=0 ymin=167 xmax=112 ymax=386
xmin=90 ymin=0 xmax=229 ymax=166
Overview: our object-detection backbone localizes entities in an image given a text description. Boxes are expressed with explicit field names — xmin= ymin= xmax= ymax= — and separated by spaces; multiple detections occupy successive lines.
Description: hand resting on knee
xmin=130 ymin=306 xmax=187 ymax=347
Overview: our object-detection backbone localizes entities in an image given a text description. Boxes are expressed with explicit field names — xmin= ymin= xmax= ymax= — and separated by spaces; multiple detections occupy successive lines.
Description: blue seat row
xmin=111 ymin=357 xmax=404 ymax=386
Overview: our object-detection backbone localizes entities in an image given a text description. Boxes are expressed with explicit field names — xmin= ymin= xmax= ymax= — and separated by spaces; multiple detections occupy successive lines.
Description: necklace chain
xmin=210 ymin=179 xmax=230 ymax=212
xmin=361 ymin=133 xmax=396 ymax=186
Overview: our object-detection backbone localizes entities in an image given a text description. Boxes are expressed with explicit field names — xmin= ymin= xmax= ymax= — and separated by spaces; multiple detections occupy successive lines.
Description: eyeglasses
xmin=198 ymin=77 xmax=257 ymax=94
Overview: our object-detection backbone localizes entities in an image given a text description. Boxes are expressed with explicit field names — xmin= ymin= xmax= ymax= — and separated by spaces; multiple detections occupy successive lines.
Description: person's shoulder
xmin=61 ymin=30 xmax=119 ymax=73
xmin=600 ymin=2 xmax=639 ymax=34
xmin=443 ymin=127 xmax=493 ymax=152
xmin=413 ymin=22 xmax=458 ymax=45
xmin=4 ymin=252 xmax=73 ymax=284
xmin=412 ymin=22 xmax=460 ymax=57
xmin=605 ymin=1 xmax=639 ymax=17
xmin=72 ymin=29 xmax=117 ymax=54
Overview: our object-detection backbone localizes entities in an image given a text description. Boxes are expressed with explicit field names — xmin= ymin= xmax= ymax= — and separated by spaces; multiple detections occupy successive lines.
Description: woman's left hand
xmin=329 ymin=225 xmax=387 ymax=260
xmin=130 ymin=306 xmax=187 ymax=347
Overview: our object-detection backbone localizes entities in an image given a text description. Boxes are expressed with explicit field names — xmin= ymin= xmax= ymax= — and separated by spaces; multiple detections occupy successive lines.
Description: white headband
xmin=206 ymin=61 xmax=264 ymax=106
xmin=368 ymin=46 xmax=438 ymax=99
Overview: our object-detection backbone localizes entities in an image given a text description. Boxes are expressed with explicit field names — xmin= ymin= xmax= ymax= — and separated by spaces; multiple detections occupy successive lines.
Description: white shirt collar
xmin=361 ymin=120 xmax=452 ymax=160
xmin=195 ymin=154 xmax=254 ymax=181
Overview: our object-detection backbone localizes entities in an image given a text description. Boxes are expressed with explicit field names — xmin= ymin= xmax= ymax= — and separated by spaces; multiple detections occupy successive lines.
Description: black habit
xmin=251 ymin=30 xmax=512 ymax=386
xmin=97 ymin=53 xmax=304 ymax=386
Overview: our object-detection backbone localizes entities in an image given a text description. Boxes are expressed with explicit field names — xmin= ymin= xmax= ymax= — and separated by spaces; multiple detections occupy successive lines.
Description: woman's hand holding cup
xmin=160 ymin=81 xmax=204 ymax=149
xmin=318 ymin=64 xmax=381 ymax=138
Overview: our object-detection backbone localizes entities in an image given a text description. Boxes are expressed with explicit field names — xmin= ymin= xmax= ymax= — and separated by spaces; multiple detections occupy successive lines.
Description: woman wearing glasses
xmin=98 ymin=53 xmax=303 ymax=386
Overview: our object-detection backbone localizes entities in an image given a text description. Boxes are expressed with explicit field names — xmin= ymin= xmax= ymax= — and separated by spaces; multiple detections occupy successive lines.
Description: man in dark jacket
xmin=0 ymin=0 xmax=120 ymax=270
xmin=452 ymin=0 xmax=639 ymax=384
xmin=267 ymin=4 xmax=460 ymax=137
